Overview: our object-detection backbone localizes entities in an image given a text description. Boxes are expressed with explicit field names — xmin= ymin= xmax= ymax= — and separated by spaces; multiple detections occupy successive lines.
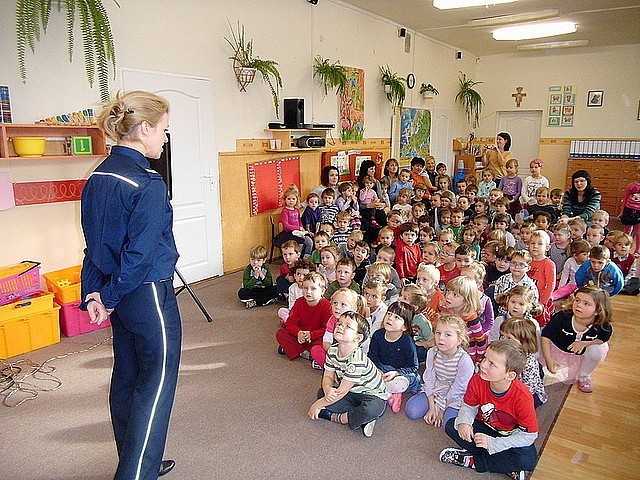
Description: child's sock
xmin=330 ymin=412 xmax=349 ymax=424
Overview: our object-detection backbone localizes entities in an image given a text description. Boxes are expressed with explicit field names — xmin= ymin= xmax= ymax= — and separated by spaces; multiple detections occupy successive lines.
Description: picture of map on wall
xmin=340 ymin=67 xmax=365 ymax=142
xmin=391 ymin=107 xmax=431 ymax=162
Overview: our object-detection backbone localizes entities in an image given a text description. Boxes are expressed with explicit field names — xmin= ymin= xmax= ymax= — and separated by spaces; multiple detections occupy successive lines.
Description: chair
xmin=269 ymin=215 xmax=282 ymax=263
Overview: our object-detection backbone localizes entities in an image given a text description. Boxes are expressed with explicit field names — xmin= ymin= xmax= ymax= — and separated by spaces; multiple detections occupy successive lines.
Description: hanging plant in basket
xmin=455 ymin=71 xmax=484 ymax=128
xmin=16 ymin=0 xmax=119 ymax=102
xmin=379 ymin=65 xmax=405 ymax=107
xmin=312 ymin=56 xmax=348 ymax=96
xmin=225 ymin=20 xmax=283 ymax=117
xmin=419 ymin=83 xmax=439 ymax=99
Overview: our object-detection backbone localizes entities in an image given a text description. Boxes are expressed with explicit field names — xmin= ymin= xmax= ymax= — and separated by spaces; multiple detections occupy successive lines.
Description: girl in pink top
xmin=620 ymin=164 xmax=640 ymax=255
xmin=277 ymin=185 xmax=314 ymax=255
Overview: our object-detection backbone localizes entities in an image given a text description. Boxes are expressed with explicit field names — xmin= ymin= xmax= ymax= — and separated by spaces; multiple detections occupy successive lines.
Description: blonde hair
xmin=401 ymin=284 xmax=428 ymax=313
xmin=249 ymin=245 xmax=268 ymax=260
xmin=332 ymin=288 xmax=369 ymax=317
xmin=348 ymin=230 xmax=364 ymax=242
xmin=496 ymin=285 xmax=542 ymax=316
xmin=97 ymin=90 xmax=169 ymax=142
xmin=367 ymin=262 xmax=392 ymax=283
xmin=434 ymin=314 xmax=469 ymax=349
xmin=460 ymin=262 xmax=486 ymax=283
xmin=445 ymin=276 xmax=480 ymax=316
xmin=530 ymin=229 xmax=550 ymax=246
xmin=487 ymin=229 xmax=506 ymax=244
xmin=320 ymin=245 xmax=339 ymax=263
xmin=282 ymin=185 xmax=300 ymax=205
xmin=500 ymin=317 xmax=538 ymax=355
xmin=417 ymin=263 xmax=440 ymax=284
xmin=364 ymin=277 xmax=387 ymax=295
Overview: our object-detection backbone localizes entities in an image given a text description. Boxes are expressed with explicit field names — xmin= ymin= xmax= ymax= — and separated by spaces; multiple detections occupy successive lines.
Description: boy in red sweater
xmin=276 ymin=272 xmax=332 ymax=360
xmin=394 ymin=223 xmax=422 ymax=283
xmin=527 ymin=230 xmax=556 ymax=326
xmin=440 ymin=339 xmax=538 ymax=479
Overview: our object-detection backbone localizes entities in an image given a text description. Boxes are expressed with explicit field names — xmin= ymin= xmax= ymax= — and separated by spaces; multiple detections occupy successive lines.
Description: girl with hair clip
xmin=81 ymin=90 xmax=179 ymax=478
xmin=541 ymin=286 xmax=613 ymax=393
xmin=438 ymin=277 xmax=486 ymax=364
xmin=405 ymin=315 xmax=473 ymax=426
xmin=500 ymin=317 xmax=547 ymax=408
xmin=490 ymin=285 xmax=543 ymax=345
xmin=310 ymin=287 xmax=367 ymax=370
xmin=368 ymin=302 xmax=420 ymax=413
xmin=308 ymin=311 xmax=388 ymax=437
xmin=276 ymin=185 xmax=314 ymax=256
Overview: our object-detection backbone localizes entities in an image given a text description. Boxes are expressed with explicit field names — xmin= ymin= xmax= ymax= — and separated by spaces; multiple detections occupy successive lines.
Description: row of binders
xmin=569 ymin=140 xmax=640 ymax=159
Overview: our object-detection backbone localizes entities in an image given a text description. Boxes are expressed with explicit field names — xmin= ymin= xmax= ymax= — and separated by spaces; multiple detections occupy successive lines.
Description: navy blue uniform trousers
xmin=110 ymin=280 xmax=182 ymax=480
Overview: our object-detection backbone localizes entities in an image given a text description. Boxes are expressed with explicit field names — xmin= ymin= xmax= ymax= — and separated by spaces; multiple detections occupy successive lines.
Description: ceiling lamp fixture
xmin=467 ymin=9 xmax=559 ymax=27
xmin=493 ymin=21 xmax=577 ymax=41
xmin=517 ymin=40 xmax=589 ymax=50
xmin=433 ymin=0 xmax=518 ymax=10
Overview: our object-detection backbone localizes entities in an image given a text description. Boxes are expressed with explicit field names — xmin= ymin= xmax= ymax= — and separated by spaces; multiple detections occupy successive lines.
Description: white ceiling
xmin=338 ymin=0 xmax=640 ymax=56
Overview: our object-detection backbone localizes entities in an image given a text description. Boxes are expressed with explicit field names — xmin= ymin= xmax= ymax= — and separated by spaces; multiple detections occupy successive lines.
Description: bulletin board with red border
xmin=320 ymin=151 xmax=384 ymax=182
xmin=247 ymin=156 xmax=300 ymax=216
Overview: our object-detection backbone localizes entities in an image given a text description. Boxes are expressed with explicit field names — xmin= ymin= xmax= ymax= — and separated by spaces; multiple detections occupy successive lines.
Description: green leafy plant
xmin=419 ymin=82 xmax=439 ymax=97
xmin=379 ymin=65 xmax=405 ymax=107
xmin=16 ymin=0 xmax=119 ymax=102
xmin=312 ymin=56 xmax=348 ymax=96
xmin=225 ymin=20 xmax=283 ymax=117
xmin=455 ymin=71 xmax=484 ymax=128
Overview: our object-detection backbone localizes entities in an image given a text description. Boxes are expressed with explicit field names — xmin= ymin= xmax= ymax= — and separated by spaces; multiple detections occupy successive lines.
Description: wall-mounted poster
xmin=391 ymin=107 xmax=431 ymax=162
xmin=247 ymin=156 xmax=300 ymax=216
xmin=340 ymin=67 xmax=365 ymax=141
xmin=548 ymin=85 xmax=576 ymax=127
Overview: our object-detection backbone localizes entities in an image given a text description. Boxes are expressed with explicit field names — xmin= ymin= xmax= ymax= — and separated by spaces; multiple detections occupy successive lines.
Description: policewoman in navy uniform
xmin=81 ymin=90 xmax=181 ymax=480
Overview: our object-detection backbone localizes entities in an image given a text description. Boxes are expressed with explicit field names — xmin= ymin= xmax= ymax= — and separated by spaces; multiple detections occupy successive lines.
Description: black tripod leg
xmin=174 ymin=268 xmax=213 ymax=323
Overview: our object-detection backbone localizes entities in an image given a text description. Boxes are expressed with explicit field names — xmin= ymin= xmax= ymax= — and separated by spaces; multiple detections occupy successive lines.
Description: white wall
xmin=0 ymin=0 xmax=479 ymax=272
xmin=476 ymin=44 xmax=640 ymax=139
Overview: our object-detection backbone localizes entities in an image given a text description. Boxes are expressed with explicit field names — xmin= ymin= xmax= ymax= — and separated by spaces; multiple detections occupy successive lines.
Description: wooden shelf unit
xmin=455 ymin=153 xmax=483 ymax=178
xmin=264 ymin=128 xmax=330 ymax=151
xmin=0 ymin=124 xmax=107 ymax=160
xmin=565 ymin=157 xmax=639 ymax=214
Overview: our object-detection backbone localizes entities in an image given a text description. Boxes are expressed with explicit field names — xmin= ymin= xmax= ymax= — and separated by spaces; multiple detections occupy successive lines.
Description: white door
xmin=496 ymin=110 xmax=543 ymax=175
xmin=432 ymin=107 xmax=454 ymax=171
xmin=122 ymin=69 xmax=223 ymax=282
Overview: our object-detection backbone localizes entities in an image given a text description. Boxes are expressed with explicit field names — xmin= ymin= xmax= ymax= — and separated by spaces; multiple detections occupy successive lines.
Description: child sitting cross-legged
xmin=405 ymin=314 xmax=473 ymax=427
xmin=416 ymin=263 xmax=444 ymax=326
xmin=275 ymin=240 xmax=301 ymax=300
xmin=237 ymin=245 xmax=278 ymax=309
xmin=492 ymin=249 xmax=539 ymax=316
xmin=309 ymin=230 xmax=331 ymax=265
xmin=399 ymin=284 xmax=432 ymax=363
xmin=575 ymin=245 xmax=624 ymax=296
xmin=611 ymin=233 xmax=640 ymax=295
xmin=362 ymin=261 xmax=399 ymax=304
xmin=439 ymin=339 xmax=539 ymax=479
xmin=308 ymin=311 xmax=388 ymax=438
xmin=368 ymin=301 xmax=420 ymax=413
xmin=552 ymin=239 xmax=591 ymax=302
xmin=325 ymin=257 xmax=361 ymax=298
xmin=276 ymin=272 xmax=332 ymax=361
xmin=277 ymin=259 xmax=315 ymax=326
xmin=361 ymin=278 xmax=389 ymax=353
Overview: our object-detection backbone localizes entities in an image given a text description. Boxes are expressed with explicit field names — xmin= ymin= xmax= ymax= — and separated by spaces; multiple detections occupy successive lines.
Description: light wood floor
xmin=531 ymin=294 xmax=640 ymax=479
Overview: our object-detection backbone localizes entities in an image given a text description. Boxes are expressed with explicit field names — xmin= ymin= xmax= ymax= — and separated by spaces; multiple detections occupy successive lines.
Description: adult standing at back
xmin=356 ymin=159 xmax=387 ymax=241
xmin=560 ymin=170 xmax=602 ymax=223
xmin=482 ymin=132 xmax=512 ymax=181
xmin=81 ymin=90 xmax=181 ymax=480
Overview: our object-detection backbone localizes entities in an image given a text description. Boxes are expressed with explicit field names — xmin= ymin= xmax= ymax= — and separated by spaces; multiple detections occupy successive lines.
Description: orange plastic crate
xmin=43 ymin=266 xmax=81 ymax=304
xmin=0 ymin=291 xmax=54 ymax=323
xmin=0 ymin=306 xmax=60 ymax=359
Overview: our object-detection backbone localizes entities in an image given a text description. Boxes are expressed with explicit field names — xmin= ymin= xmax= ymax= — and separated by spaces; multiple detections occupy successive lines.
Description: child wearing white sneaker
xmin=541 ymin=286 xmax=612 ymax=393
xmin=440 ymin=339 xmax=538 ymax=479
xmin=405 ymin=315 xmax=473 ymax=427
xmin=368 ymin=301 xmax=420 ymax=413
xmin=308 ymin=311 xmax=388 ymax=437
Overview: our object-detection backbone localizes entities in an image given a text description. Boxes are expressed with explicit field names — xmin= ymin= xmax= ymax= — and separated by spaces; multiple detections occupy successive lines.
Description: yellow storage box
xmin=0 ymin=306 xmax=60 ymax=359
xmin=0 ymin=291 xmax=55 ymax=323
xmin=43 ymin=266 xmax=82 ymax=304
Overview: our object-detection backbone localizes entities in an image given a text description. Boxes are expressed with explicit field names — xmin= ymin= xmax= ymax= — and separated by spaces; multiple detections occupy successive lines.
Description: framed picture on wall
xmin=561 ymin=115 xmax=574 ymax=127
xmin=587 ymin=90 xmax=604 ymax=107
xmin=548 ymin=116 xmax=560 ymax=126
xmin=562 ymin=106 xmax=574 ymax=116
xmin=563 ymin=94 xmax=575 ymax=105
xmin=549 ymin=105 xmax=561 ymax=116
xmin=550 ymin=94 xmax=562 ymax=104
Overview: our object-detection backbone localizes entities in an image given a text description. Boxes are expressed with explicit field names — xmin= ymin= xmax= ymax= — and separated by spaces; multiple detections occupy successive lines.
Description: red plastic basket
xmin=0 ymin=261 xmax=41 ymax=306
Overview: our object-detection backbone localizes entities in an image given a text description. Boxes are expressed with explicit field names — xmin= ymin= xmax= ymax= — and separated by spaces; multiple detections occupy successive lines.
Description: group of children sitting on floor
xmin=237 ymin=157 xmax=637 ymax=480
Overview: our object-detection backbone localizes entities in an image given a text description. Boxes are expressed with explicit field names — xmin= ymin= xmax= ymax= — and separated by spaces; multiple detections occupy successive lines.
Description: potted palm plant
xmin=455 ymin=71 xmax=484 ymax=128
xmin=312 ymin=56 xmax=348 ymax=96
xmin=379 ymin=65 xmax=405 ymax=107
xmin=225 ymin=21 xmax=283 ymax=117
xmin=16 ymin=0 xmax=119 ymax=102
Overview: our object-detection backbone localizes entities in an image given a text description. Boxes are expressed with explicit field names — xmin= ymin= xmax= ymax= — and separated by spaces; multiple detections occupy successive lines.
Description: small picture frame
xmin=587 ymin=90 xmax=604 ymax=107
xmin=549 ymin=85 xmax=562 ymax=92
xmin=561 ymin=115 xmax=574 ymax=127
xmin=563 ymin=94 xmax=575 ymax=105
xmin=563 ymin=85 xmax=573 ymax=93
xmin=548 ymin=116 xmax=560 ymax=126
xmin=549 ymin=105 xmax=561 ymax=116
xmin=71 ymin=136 xmax=93 ymax=155
xmin=549 ymin=94 xmax=562 ymax=104
xmin=562 ymin=106 xmax=575 ymax=116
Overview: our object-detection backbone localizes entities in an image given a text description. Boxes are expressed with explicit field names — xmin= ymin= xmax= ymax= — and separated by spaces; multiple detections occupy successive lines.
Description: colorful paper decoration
xmin=247 ymin=156 xmax=300 ymax=216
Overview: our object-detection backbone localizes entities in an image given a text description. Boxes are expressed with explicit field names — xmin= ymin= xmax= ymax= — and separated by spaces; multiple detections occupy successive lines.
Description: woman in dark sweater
xmin=561 ymin=170 xmax=601 ymax=223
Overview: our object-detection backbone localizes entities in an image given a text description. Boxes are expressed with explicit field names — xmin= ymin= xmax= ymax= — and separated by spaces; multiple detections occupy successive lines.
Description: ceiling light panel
xmin=517 ymin=40 xmax=589 ymax=50
xmin=433 ymin=0 xmax=518 ymax=10
xmin=468 ymin=9 xmax=559 ymax=27
xmin=493 ymin=21 xmax=577 ymax=41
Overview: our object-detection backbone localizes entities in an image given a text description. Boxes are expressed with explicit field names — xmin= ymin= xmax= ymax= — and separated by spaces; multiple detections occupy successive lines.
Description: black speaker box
xmin=284 ymin=98 xmax=304 ymax=129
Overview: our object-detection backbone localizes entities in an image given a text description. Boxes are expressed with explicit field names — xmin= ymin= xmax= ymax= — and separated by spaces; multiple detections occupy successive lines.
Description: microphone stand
xmin=174 ymin=268 xmax=213 ymax=323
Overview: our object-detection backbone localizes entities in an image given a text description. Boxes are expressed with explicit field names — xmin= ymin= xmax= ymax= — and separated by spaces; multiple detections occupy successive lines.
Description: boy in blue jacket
xmin=575 ymin=245 xmax=623 ymax=296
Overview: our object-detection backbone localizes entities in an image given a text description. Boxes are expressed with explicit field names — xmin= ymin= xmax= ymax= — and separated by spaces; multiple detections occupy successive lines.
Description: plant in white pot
xmin=419 ymin=83 xmax=439 ymax=99
xmin=379 ymin=65 xmax=405 ymax=107
xmin=225 ymin=21 xmax=283 ymax=117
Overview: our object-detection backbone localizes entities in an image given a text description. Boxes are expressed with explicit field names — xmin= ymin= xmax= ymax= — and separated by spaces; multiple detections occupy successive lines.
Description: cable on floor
xmin=0 ymin=335 xmax=113 ymax=407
